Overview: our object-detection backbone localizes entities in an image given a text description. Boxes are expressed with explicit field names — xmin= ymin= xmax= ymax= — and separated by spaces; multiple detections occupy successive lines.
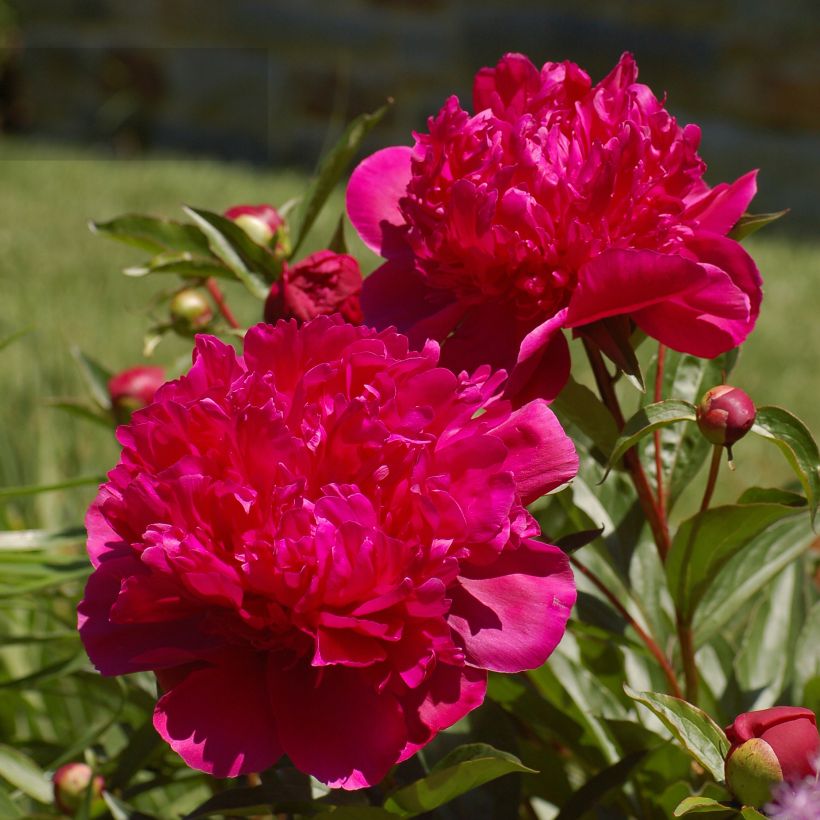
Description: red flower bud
xmin=53 ymin=762 xmax=105 ymax=815
xmin=696 ymin=385 xmax=756 ymax=448
xmin=264 ymin=250 xmax=363 ymax=325
xmin=225 ymin=204 xmax=284 ymax=247
xmin=725 ymin=707 xmax=820 ymax=806
xmin=170 ymin=288 xmax=213 ymax=333
xmin=108 ymin=366 xmax=165 ymax=423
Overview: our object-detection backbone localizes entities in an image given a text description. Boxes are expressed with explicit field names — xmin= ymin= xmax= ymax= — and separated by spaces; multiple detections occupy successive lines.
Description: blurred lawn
xmin=0 ymin=138 xmax=818 ymax=528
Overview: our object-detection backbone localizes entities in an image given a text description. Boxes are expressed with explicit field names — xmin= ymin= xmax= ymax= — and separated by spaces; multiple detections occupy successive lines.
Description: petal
xmin=78 ymin=556 xmax=221 ymax=676
xmin=154 ymin=651 xmax=282 ymax=778
xmin=489 ymin=400 xmax=578 ymax=504
xmin=268 ymin=659 xmax=406 ymax=790
xmin=504 ymin=309 xmax=571 ymax=402
xmin=447 ymin=539 xmax=575 ymax=673
xmin=346 ymin=146 xmax=413 ymax=255
xmin=361 ymin=259 xmax=465 ymax=347
xmin=565 ymin=249 xmax=707 ymax=328
xmin=85 ymin=488 xmax=127 ymax=567
xmin=684 ymin=170 xmax=758 ymax=235
xmin=399 ymin=663 xmax=487 ymax=760
xmin=438 ymin=304 xmax=519 ymax=376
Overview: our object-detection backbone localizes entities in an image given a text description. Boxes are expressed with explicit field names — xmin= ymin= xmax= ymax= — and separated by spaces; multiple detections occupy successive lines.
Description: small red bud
xmin=108 ymin=366 xmax=165 ymax=423
xmin=696 ymin=385 xmax=756 ymax=448
xmin=170 ymin=288 xmax=213 ymax=333
xmin=53 ymin=762 xmax=105 ymax=815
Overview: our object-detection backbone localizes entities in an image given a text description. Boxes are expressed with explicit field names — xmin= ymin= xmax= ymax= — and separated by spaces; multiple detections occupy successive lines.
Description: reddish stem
xmin=206 ymin=278 xmax=240 ymax=330
xmin=584 ymin=340 xmax=672 ymax=562
xmin=653 ymin=344 xmax=669 ymax=525
xmin=570 ymin=556 xmax=682 ymax=698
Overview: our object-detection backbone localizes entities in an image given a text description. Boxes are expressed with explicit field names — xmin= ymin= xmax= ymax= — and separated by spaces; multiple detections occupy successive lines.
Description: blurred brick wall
xmin=11 ymin=0 xmax=820 ymax=224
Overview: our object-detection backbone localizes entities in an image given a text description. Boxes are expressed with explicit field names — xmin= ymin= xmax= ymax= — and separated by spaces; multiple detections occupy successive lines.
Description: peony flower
xmin=347 ymin=53 xmax=762 ymax=399
xmin=264 ymin=250 xmax=363 ymax=325
xmin=78 ymin=316 xmax=577 ymax=789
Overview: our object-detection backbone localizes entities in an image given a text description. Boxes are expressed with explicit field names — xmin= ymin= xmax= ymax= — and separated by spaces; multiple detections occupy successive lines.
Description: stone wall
xmin=9 ymin=0 xmax=820 ymax=224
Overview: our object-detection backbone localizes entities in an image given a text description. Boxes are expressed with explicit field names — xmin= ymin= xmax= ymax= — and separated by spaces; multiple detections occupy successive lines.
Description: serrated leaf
xmin=183 ymin=207 xmax=274 ymax=298
xmin=0 ymin=744 xmax=52 ymax=804
xmin=673 ymin=795 xmax=734 ymax=815
xmin=91 ymin=214 xmax=211 ymax=255
xmin=383 ymin=743 xmax=534 ymax=817
xmin=625 ymin=687 xmax=728 ymax=781
xmin=552 ymin=375 xmax=619 ymax=460
xmin=750 ymin=405 xmax=820 ymax=523
xmin=666 ymin=503 xmax=802 ymax=623
xmin=729 ymin=209 xmax=789 ymax=241
xmin=694 ymin=514 xmax=815 ymax=645
xmin=554 ymin=750 xmax=647 ymax=820
xmin=605 ymin=400 xmax=697 ymax=476
xmin=290 ymin=102 xmax=392 ymax=256
xmin=71 ymin=347 xmax=113 ymax=409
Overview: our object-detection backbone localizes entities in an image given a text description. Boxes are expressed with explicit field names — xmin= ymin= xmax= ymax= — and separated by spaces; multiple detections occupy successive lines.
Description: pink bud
xmin=108 ymin=366 xmax=165 ymax=423
xmin=225 ymin=204 xmax=284 ymax=247
xmin=53 ymin=762 xmax=104 ymax=815
xmin=696 ymin=385 xmax=756 ymax=447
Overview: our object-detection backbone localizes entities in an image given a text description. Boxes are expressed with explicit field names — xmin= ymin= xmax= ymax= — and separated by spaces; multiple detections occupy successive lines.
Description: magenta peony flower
xmin=347 ymin=53 xmax=762 ymax=399
xmin=79 ymin=317 xmax=577 ymax=789
xmin=264 ymin=250 xmax=364 ymax=325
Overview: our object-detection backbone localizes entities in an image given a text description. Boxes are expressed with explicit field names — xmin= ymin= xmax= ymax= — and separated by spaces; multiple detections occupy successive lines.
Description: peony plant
xmin=0 ymin=51 xmax=817 ymax=820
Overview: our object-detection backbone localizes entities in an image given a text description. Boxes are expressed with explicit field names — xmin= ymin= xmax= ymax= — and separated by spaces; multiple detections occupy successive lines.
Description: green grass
xmin=0 ymin=137 xmax=818 ymax=526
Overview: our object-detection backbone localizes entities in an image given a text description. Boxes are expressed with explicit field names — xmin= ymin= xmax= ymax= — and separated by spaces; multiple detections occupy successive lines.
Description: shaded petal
xmin=361 ymin=259 xmax=465 ymax=347
xmin=504 ymin=308 xmax=570 ymax=402
xmin=448 ymin=539 xmax=575 ymax=673
xmin=78 ymin=556 xmax=221 ymax=675
xmin=684 ymin=170 xmax=758 ymax=235
xmin=85 ymin=489 xmax=127 ymax=567
xmin=346 ymin=146 xmax=413 ymax=255
xmin=268 ymin=659 xmax=406 ymax=790
xmin=154 ymin=651 xmax=282 ymax=778
xmin=566 ymin=249 xmax=708 ymax=328
xmin=439 ymin=304 xmax=519 ymax=376
xmin=489 ymin=400 xmax=578 ymax=504
xmin=399 ymin=663 xmax=487 ymax=761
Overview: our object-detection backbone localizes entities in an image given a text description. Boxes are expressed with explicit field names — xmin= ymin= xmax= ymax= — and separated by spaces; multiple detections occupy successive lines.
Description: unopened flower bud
xmin=225 ymin=204 xmax=284 ymax=247
xmin=170 ymin=288 xmax=213 ymax=334
xmin=696 ymin=385 xmax=756 ymax=448
xmin=108 ymin=366 xmax=165 ymax=423
xmin=53 ymin=762 xmax=105 ymax=816
xmin=725 ymin=707 xmax=820 ymax=807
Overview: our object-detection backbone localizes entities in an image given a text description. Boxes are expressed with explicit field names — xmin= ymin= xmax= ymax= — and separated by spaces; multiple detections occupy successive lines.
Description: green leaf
xmin=554 ymin=527 xmax=604 ymax=554
xmin=605 ymin=400 xmax=697 ymax=476
xmin=694 ymin=514 xmax=815 ymax=645
xmin=674 ymin=795 xmax=735 ymax=816
xmin=327 ymin=215 xmax=349 ymax=255
xmin=625 ymin=687 xmax=729 ymax=781
xmin=183 ymin=207 xmax=275 ymax=298
xmin=0 ymin=526 xmax=85 ymax=551
xmin=0 ymin=744 xmax=52 ymax=804
xmin=0 ymin=326 xmax=31 ymax=354
xmin=124 ymin=252 xmax=232 ymax=281
xmin=91 ymin=214 xmax=211 ymax=255
xmin=0 ymin=786 xmax=23 ymax=818
xmin=729 ymin=209 xmax=789 ymax=241
xmin=551 ymin=375 xmax=619 ymax=460
xmin=47 ymin=399 xmax=114 ymax=428
xmin=750 ymin=405 xmax=820 ymax=522
xmin=739 ymin=809 xmax=767 ymax=819
xmin=290 ymin=102 xmax=392 ymax=256
xmin=794 ymin=601 xmax=820 ymax=702
xmin=183 ymin=783 xmax=314 ymax=819
xmin=71 ymin=347 xmax=113 ymax=410
xmin=554 ymin=750 xmax=647 ymax=820
xmin=579 ymin=316 xmax=645 ymax=391
xmin=383 ymin=743 xmax=534 ymax=817
xmin=736 ymin=486 xmax=806 ymax=507
xmin=0 ymin=475 xmax=103 ymax=500
xmin=666 ymin=503 xmax=802 ymax=622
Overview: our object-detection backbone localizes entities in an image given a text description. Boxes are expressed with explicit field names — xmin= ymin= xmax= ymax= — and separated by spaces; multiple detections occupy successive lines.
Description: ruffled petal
xmin=447 ymin=539 xmax=575 ymax=673
xmin=565 ymin=249 xmax=707 ymax=328
xmin=346 ymin=146 xmax=413 ymax=255
xmin=684 ymin=170 xmax=758 ymax=235
xmin=268 ymin=659 xmax=406 ymax=790
xmin=78 ymin=556 xmax=221 ymax=676
xmin=154 ymin=651 xmax=282 ymax=778
xmin=489 ymin=400 xmax=578 ymax=503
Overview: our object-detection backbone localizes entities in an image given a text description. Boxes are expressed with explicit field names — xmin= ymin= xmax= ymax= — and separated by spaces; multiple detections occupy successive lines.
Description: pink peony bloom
xmin=79 ymin=317 xmax=577 ymax=789
xmin=347 ymin=53 xmax=762 ymax=399
xmin=264 ymin=250 xmax=364 ymax=325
